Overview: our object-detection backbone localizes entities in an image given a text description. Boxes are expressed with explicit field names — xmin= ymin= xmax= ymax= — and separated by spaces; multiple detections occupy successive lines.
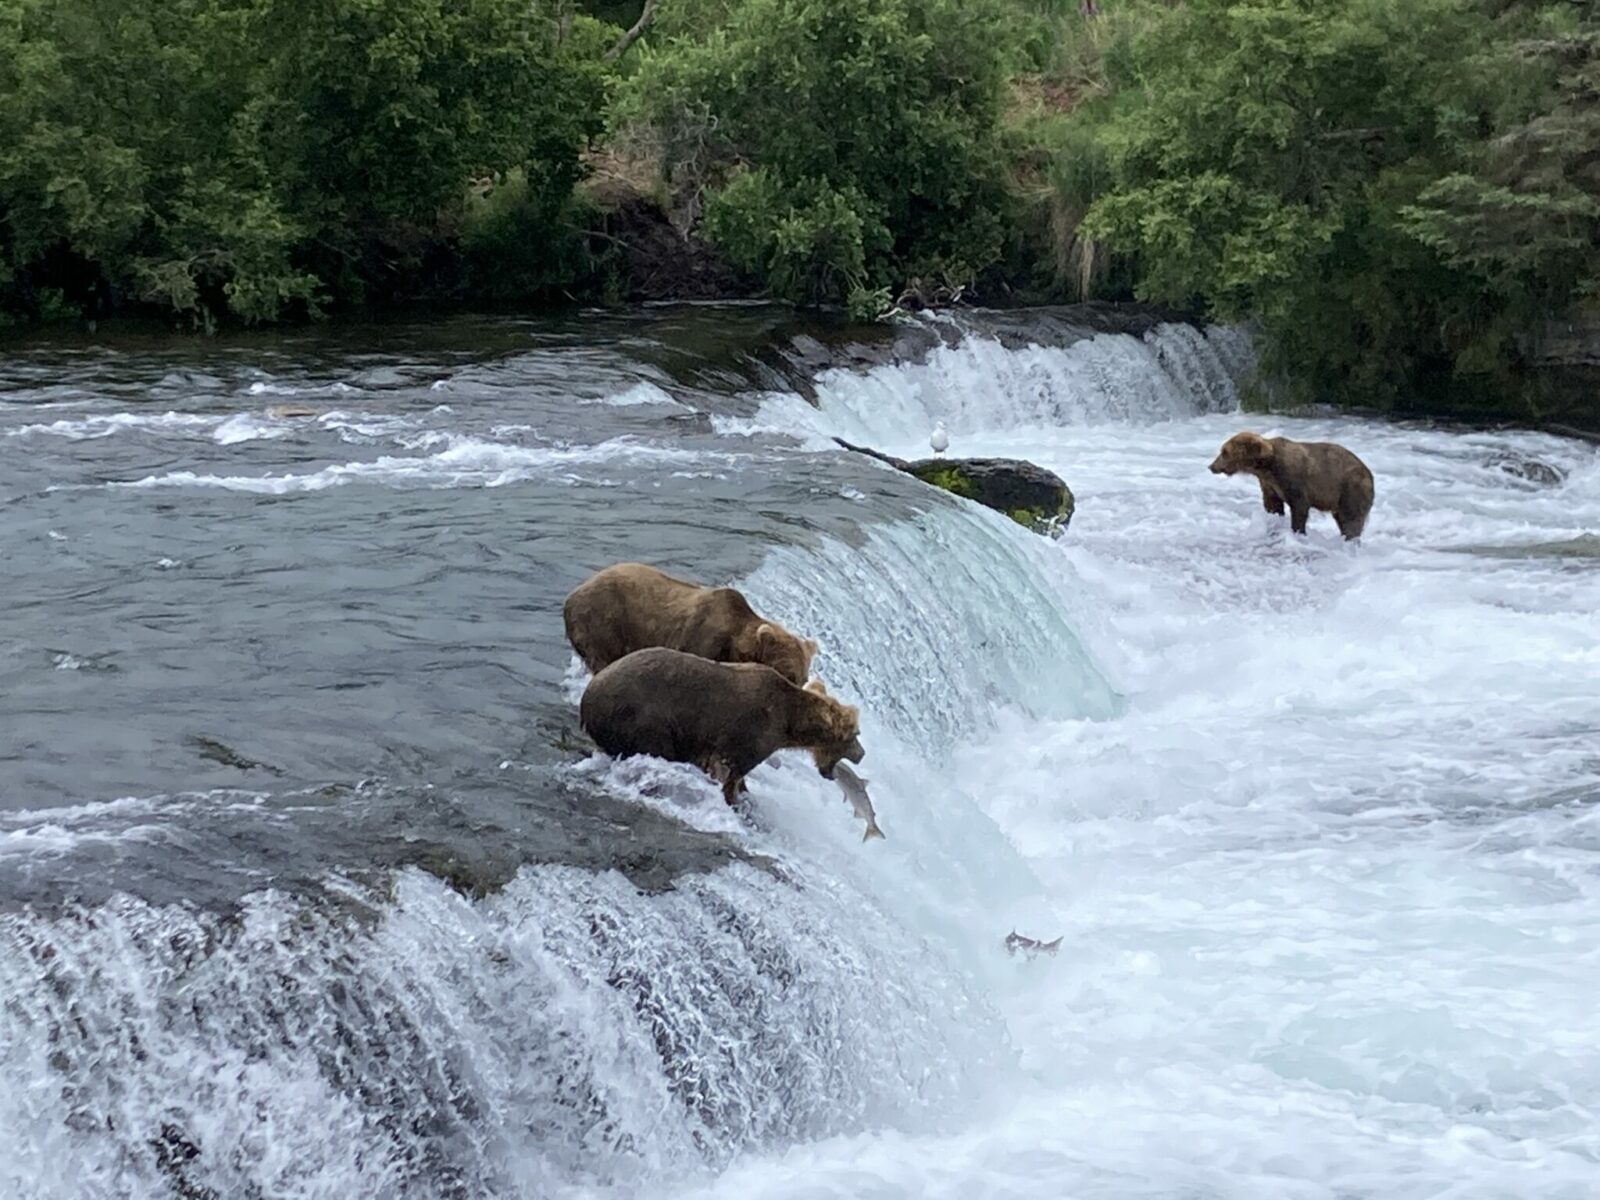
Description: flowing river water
xmin=1 ymin=305 xmax=1597 ymax=1199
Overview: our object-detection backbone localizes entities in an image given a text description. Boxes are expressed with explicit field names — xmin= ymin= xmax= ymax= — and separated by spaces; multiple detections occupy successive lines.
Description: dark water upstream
xmin=5 ymin=304 xmax=1598 ymax=1200
xmin=2 ymin=307 xmax=946 ymax=910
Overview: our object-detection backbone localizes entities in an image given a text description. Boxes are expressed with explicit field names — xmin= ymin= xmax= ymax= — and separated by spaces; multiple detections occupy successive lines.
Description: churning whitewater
xmin=2 ymin=308 xmax=1597 ymax=1200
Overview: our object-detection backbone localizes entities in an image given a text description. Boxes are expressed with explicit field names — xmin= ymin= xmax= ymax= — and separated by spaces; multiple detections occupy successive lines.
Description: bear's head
xmin=801 ymin=679 xmax=865 ymax=779
xmin=755 ymin=622 xmax=819 ymax=686
xmin=1209 ymin=432 xmax=1274 ymax=476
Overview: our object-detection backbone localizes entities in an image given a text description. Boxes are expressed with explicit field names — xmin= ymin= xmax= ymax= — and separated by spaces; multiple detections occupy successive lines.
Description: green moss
xmin=1008 ymin=504 xmax=1073 ymax=538
xmin=914 ymin=465 xmax=977 ymax=498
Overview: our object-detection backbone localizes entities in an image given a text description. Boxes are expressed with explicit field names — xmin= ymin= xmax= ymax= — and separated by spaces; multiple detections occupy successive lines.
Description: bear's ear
xmin=755 ymin=622 xmax=776 ymax=647
xmin=803 ymin=637 xmax=819 ymax=661
xmin=804 ymin=678 xmax=829 ymax=696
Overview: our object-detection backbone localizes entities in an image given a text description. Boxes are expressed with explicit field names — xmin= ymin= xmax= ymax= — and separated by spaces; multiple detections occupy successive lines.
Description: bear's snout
xmin=816 ymin=736 xmax=866 ymax=779
xmin=1209 ymin=455 xmax=1229 ymax=474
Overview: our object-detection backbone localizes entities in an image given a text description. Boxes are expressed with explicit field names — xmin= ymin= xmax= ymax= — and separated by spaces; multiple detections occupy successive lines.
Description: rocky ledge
xmin=833 ymin=437 xmax=1075 ymax=535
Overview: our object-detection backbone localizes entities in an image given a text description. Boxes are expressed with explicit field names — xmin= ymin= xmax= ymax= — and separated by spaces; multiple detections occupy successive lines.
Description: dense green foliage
xmin=0 ymin=0 xmax=611 ymax=326
xmin=1071 ymin=0 xmax=1597 ymax=416
xmin=1 ymin=0 xmax=1595 ymax=423
xmin=622 ymin=0 xmax=1013 ymax=314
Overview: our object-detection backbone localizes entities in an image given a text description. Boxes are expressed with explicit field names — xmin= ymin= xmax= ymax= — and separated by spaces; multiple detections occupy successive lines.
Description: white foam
xmin=0 ymin=791 xmax=269 ymax=860
xmin=593 ymin=382 xmax=691 ymax=411
xmin=679 ymin=359 xmax=1600 ymax=1197
xmin=8 ymin=411 xmax=219 ymax=440
xmin=734 ymin=321 xmax=1255 ymax=456
xmin=0 ymin=859 xmax=1005 ymax=1197
xmin=741 ymin=511 xmax=1118 ymax=754
xmin=112 ymin=436 xmax=738 ymax=494
xmin=568 ymin=753 xmax=750 ymax=838
xmin=213 ymin=412 xmax=289 ymax=445
xmin=4 ymin=405 xmax=446 ymax=448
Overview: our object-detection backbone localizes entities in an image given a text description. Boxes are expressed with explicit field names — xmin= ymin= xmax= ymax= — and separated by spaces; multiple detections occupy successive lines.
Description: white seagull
xmin=929 ymin=421 xmax=950 ymax=455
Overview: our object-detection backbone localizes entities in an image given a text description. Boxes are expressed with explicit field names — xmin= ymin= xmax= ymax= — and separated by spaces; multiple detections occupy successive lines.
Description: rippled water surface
xmin=2 ymin=305 xmax=1597 ymax=1199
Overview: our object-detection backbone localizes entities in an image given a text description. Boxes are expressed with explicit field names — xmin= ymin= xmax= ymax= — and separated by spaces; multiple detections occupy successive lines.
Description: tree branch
xmin=605 ymin=0 xmax=659 ymax=62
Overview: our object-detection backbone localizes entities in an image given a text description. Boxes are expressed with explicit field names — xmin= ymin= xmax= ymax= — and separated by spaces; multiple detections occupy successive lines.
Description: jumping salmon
xmin=831 ymin=762 xmax=884 ymax=842
xmin=1004 ymin=930 xmax=1062 ymax=956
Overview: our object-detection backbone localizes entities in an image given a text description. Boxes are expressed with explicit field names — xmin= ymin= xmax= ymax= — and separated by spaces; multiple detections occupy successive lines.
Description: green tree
xmin=1075 ymin=0 xmax=1559 ymax=413
xmin=0 ymin=0 xmax=614 ymax=325
xmin=623 ymin=0 xmax=1015 ymax=309
xmin=1401 ymin=14 xmax=1599 ymax=328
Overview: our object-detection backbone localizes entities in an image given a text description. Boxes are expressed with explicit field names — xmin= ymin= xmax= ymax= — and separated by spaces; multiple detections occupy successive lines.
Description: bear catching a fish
xmin=580 ymin=647 xmax=863 ymax=806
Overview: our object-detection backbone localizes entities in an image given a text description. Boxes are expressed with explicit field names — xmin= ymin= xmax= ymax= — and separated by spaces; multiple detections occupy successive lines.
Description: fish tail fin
xmin=862 ymin=822 xmax=885 ymax=842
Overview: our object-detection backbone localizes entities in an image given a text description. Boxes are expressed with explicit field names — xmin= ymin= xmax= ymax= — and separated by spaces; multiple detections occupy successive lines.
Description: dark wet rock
xmin=186 ymin=734 xmax=284 ymax=776
xmin=663 ymin=410 xmax=714 ymax=435
xmin=768 ymin=303 xmax=1196 ymax=378
xmin=0 ymin=770 xmax=775 ymax=916
xmin=382 ymin=778 xmax=777 ymax=899
xmin=1487 ymin=453 xmax=1566 ymax=487
xmin=903 ymin=457 xmax=1076 ymax=534
xmin=832 ymin=437 xmax=1074 ymax=535
xmin=1542 ymin=422 xmax=1600 ymax=446
xmin=974 ymin=301 xmax=1201 ymax=348
xmin=153 ymin=1123 xmax=217 ymax=1200
xmin=1452 ymin=534 xmax=1600 ymax=561
xmin=621 ymin=301 xmax=1201 ymax=407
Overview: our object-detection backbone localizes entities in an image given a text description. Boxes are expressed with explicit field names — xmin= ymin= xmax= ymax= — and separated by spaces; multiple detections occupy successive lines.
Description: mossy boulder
xmin=833 ymin=437 xmax=1075 ymax=536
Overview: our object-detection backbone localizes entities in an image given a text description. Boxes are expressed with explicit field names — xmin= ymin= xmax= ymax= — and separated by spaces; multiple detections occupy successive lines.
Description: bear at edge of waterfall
xmin=563 ymin=562 xmax=818 ymax=685
xmin=579 ymin=647 xmax=864 ymax=806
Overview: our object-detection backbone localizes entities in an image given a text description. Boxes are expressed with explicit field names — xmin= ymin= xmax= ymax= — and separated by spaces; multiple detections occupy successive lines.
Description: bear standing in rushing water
xmin=580 ymin=647 xmax=864 ymax=806
xmin=1209 ymin=431 xmax=1375 ymax=540
xmin=563 ymin=562 xmax=817 ymax=685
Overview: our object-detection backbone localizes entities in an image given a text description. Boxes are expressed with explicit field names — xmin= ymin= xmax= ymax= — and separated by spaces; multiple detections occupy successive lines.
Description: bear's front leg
xmin=697 ymin=755 xmax=743 ymax=804
xmin=1274 ymin=483 xmax=1310 ymax=534
xmin=1258 ymin=478 xmax=1284 ymax=515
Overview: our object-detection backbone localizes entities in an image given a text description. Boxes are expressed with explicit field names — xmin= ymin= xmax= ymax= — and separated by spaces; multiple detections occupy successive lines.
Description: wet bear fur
xmin=1209 ymin=431 xmax=1375 ymax=540
xmin=579 ymin=647 xmax=864 ymax=805
xmin=563 ymin=562 xmax=818 ymax=685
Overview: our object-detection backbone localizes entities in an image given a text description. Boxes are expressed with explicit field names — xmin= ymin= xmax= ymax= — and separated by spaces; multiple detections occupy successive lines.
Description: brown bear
xmin=563 ymin=562 xmax=818 ymax=686
xmin=579 ymin=647 xmax=864 ymax=806
xmin=1209 ymin=431 xmax=1375 ymax=540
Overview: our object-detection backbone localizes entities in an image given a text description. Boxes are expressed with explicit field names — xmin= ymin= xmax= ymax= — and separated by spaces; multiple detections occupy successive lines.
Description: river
xmin=2 ymin=304 xmax=1597 ymax=1199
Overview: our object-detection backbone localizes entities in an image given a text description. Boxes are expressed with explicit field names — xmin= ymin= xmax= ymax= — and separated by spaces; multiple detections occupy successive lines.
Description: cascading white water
xmin=741 ymin=512 xmax=1119 ymax=755
xmin=7 ymin=311 xmax=1598 ymax=1200
xmin=666 ymin=320 xmax=1600 ymax=1199
xmin=733 ymin=320 xmax=1256 ymax=457
xmin=0 ymin=857 xmax=1006 ymax=1199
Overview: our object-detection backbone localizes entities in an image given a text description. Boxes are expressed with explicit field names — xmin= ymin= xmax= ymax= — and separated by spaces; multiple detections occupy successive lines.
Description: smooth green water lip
xmin=1447 ymin=534 xmax=1600 ymax=560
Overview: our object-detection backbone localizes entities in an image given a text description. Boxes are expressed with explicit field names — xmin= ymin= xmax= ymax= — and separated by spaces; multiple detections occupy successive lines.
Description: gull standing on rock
xmin=929 ymin=421 xmax=950 ymax=455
